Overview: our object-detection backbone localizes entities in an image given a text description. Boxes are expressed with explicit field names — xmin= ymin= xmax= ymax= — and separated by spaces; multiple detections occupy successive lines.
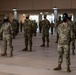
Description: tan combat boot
xmin=1 ymin=51 xmax=7 ymax=56
xmin=72 ymin=50 xmax=75 ymax=55
xmin=40 ymin=42 xmax=45 ymax=47
xmin=29 ymin=46 xmax=32 ymax=52
xmin=22 ymin=46 xmax=28 ymax=51
xmin=54 ymin=64 xmax=62 ymax=70
xmin=67 ymin=65 xmax=71 ymax=72
xmin=47 ymin=43 xmax=49 ymax=47
xmin=10 ymin=51 xmax=13 ymax=57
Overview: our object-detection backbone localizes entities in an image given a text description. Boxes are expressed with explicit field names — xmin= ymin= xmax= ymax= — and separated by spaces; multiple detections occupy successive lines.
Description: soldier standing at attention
xmin=22 ymin=15 xmax=33 ymax=52
xmin=20 ymin=21 xmax=23 ymax=32
xmin=67 ymin=17 xmax=75 ymax=55
xmin=32 ymin=20 xmax=38 ymax=36
xmin=0 ymin=18 xmax=3 ymax=40
xmin=40 ymin=15 xmax=50 ymax=47
xmin=11 ymin=19 xmax=17 ymax=39
xmin=39 ymin=21 xmax=42 ymax=33
xmin=50 ymin=21 xmax=55 ymax=35
xmin=0 ymin=16 xmax=13 ymax=57
xmin=53 ymin=13 xmax=73 ymax=72
xmin=55 ymin=16 xmax=62 ymax=43
xmin=74 ymin=21 xmax=76 ymax=39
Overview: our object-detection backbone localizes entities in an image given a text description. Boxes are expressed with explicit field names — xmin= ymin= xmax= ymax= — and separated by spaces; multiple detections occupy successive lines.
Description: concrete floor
xmin=0 ymin=31 xmax=76 ymax=75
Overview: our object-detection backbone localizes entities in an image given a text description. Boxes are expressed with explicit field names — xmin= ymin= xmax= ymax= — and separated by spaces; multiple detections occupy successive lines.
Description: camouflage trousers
xmin=13 ymin=30 xmax=16 ymax=39
xmin=24 ymin=34 xmax=32 ymax=47
xmin=42 ymin=33 xmax=49 ymax=44
xmin=3 ymin=35 xmax=13 ymax=53
xmin=71 ymin=39 xmax=75 ymax=51
xmin=58 ymin=44 xmax=70 ymax=65
xmin=51 ymin=27 xmax=53 ymax=34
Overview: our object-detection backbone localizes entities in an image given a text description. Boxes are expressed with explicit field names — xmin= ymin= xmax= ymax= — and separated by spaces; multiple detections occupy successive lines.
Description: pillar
xmin=53 ymin=7 xmax=58 ymax=26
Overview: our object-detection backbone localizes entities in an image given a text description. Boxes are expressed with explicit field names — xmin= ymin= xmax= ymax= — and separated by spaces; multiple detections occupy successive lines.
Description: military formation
xmin=0 ymin=13 xmax=76 ymax=73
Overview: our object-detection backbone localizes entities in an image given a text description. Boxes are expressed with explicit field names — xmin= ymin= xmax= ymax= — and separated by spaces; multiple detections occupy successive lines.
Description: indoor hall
xmin=0 ymin=0 xmax=76 ymax=75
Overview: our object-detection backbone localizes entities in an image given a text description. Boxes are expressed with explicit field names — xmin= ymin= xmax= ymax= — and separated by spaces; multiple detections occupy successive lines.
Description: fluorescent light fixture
xmin=52 ymin=13 xmax=54 ymax=15
xmin=40 ymin=12 xmax=43 ymax=15
xmin=13 ymin=8 xmax=17 ymax=11
xmin=23 ymin=14 xmax=25 ymax=16
xmin=53 ymin=6 xmax=57 ymax=10
xmin=45 ymin=12 xmax=48 ymax=14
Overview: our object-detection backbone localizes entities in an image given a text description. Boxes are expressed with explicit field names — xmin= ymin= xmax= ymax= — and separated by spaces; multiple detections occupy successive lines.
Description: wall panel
xmin=72 ymin=0 xmax=76 ymax=9
xmin=0 ymin=0 xmax=76 ymax=11
xmin=17 ymin=0 xmax=33 ymax=10
xmin=34 ymin=0 xmax=52 ymax=10
xmin=0 ymin=0 xmax=17 ymax=11
xmin=52 ymin=0 xmax=71 ymax=9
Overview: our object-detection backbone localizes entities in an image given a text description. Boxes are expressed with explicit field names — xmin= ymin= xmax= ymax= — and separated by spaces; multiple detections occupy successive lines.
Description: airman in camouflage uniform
xmin=39 ymin=21 xmax=42 ymax=33
xmin=0 ymin=16 xmax=13 ymax=57
xmin=74 ymin=21 xmax=76 ymax=38
xmin=0 ymin=19 xmax=3 ymax=40
xmin=20 ymin=21 xmax=23 ymax=32
xmin=55 ymin=16 xmax=62 ymax=43
xmin=32 ymin=20 xmax=38 ymax=36
xmin=54 ymin=13 xmax=73 ymax=72
xmin=50 ymin=21 xmax=55 ymax=35
xmin=40 ymin=15 xmax=50 ymax=47
xmin=22 ymin=15 xmax=33 ymax=52
xmin=68 ymin=17 xmax=75 ymax=55
xmin=11 ymin=19 xmax=17 ymax=39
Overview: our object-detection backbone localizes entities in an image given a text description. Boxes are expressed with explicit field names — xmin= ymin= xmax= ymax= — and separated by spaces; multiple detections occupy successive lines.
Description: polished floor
xmin=0 ymin=31 xmax=76 ymax=75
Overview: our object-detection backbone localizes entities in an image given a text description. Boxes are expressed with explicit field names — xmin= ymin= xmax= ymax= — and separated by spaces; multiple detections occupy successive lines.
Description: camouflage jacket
xmin=11 ymin=21 xmax=17 ymax=30
xmin=73 ymin=22 xmax=76 ymax=32
xmin=32 ymin=21 xmax=38 ymax=29
xmin=56 ymin=20 xmax=62 ymax=32
xmin=24 ymin=19 xmax=33 ymax=34
xmin=58 ymin=22 xmax=73 ymax=45
xmin=50 ymin=22 xmax=55 ymax=28
xmin=0 ymin=22 xmax=13 ymax=37
xmin=41 ymin=19 xmax=50 ymax=34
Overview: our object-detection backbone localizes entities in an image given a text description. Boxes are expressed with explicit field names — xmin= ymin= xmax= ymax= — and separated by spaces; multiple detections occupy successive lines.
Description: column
xmin=53 ymin=6 xmax=58 ymax=26
xmin=13 ymin=8 xmax=18 ymax=20
xmin=39 ymin=14 xmax=42 ymax=22
xmin=73 ymin=13 xmax=76 ymax=22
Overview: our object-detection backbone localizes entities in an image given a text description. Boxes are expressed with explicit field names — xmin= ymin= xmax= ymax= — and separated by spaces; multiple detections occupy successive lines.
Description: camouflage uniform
xmin=74 ymin=22 xmax=76 ymax=38
xmin=68 ymin=20 xmax=75 ymax=55
xmin=0 ymin=21 xmax=13 ymax=56
xmin=55 ymin=19 xmax=62 ymax=43
xmin=50 ymin=22 xmax=54 ymax=35
xmin=32 ymin=20 xmax=38 ymax=36
xmin=57 ymin=22 xmax=73 ymax=65
xmin=11 ymin=19 xmax=17 ymax=39
xmin=54 ymin=22 xmax=73 ymax=72
xmin=20 ymin=21 xmax=23 ymax=32
xmin=39 ymin=21 xmax=42 ymax=33
xmin=41 ymin=18 xmax=50 ymax=47
xmin=0 ymin=19 xmax=3 ymax=40
xmin=23 ymin=18 xmax=33 ymax=51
